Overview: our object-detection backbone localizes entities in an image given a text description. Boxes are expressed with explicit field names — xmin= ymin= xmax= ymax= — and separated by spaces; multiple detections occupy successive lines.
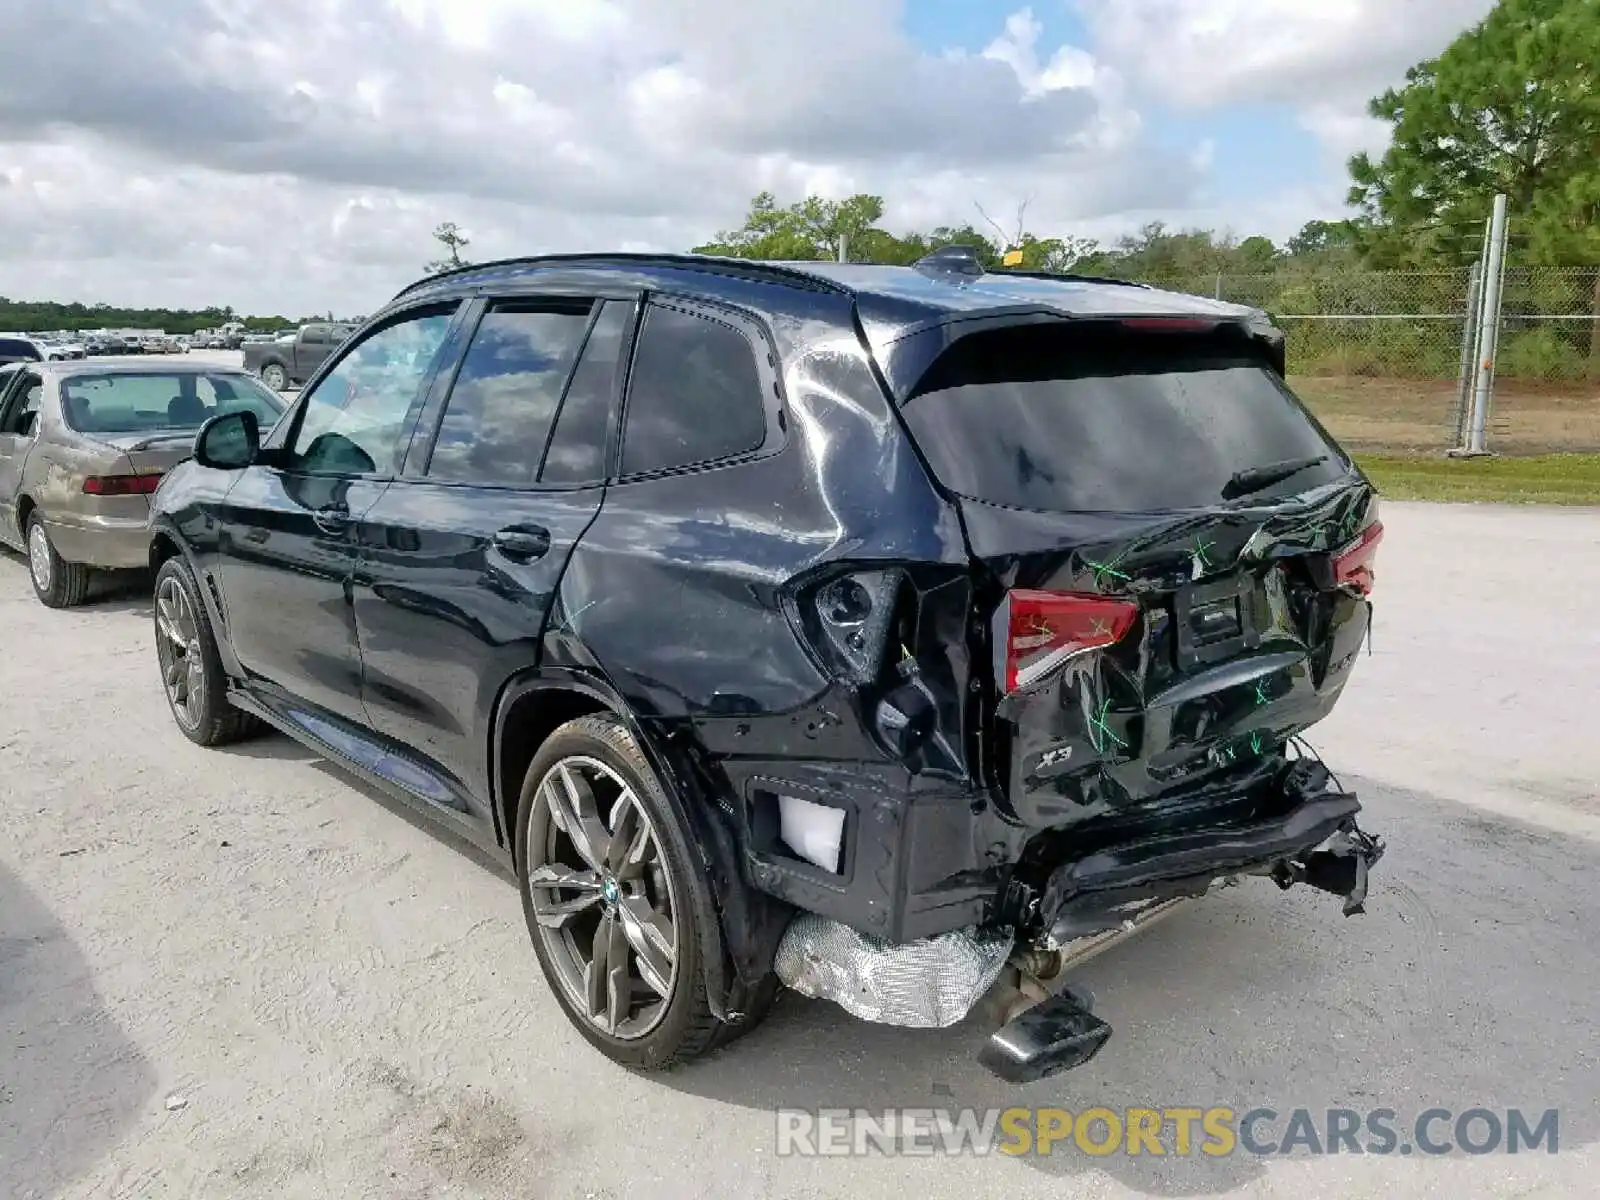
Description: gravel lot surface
xmin=2 ymin=500 xmax=1596 ymax=1199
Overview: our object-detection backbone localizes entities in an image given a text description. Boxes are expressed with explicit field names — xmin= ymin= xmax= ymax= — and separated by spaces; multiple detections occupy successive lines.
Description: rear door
xmin=351 ymin=295 xmax=631 ymax=814
xmin=895 ymin=318 xmax=1380 ymax=826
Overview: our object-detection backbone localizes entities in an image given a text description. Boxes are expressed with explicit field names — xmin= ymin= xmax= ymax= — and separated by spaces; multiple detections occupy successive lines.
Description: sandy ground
xmin=1 ymin=501 xmax=1597 ymax=1199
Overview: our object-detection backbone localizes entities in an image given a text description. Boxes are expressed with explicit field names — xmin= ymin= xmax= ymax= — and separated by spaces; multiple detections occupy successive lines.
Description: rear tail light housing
xmin=1332 ymin=521 xmax=1383 ymax=596
xmin=82 ymin=472 xmax=163 ymax=496
xmin=992 ymin=590 xmax=1140 ymax=694
xmin=790 ymin=568 xmax=902 ymax=686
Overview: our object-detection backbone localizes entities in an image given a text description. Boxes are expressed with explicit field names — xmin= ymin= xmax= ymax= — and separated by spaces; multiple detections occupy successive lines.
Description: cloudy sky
xmin=0 ymin=0 xmax=1495 ymax=318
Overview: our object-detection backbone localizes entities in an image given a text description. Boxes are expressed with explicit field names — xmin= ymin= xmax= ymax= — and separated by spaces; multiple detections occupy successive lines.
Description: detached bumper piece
xmin=976 ymin=758 xmax=1385 ymax=1084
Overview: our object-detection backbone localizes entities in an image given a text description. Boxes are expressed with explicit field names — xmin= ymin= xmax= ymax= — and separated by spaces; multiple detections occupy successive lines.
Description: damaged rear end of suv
xmin=719 ymin=252 xmax=1387 ymax=1083
xmin=159 ymin=249 xmax=1387 ymax=1083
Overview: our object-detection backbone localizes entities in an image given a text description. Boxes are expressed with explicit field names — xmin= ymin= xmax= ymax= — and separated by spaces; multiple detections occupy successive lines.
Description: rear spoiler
xmin=877 ymin=310 xmax=1290 ymax=405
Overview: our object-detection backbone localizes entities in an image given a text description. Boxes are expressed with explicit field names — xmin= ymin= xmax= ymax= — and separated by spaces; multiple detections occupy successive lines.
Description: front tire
xmin=27 ymin=514 xmax=91 ymax=608
xmin=515 ymin=714 xmax=768 ymax=1069
xmin=260 ymin=362 xmax=288 ymax=391
xmin=153 ymin=556 xmax=263 ymax=746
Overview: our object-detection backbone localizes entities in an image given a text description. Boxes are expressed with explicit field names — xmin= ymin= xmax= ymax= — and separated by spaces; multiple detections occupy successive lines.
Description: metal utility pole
xmin=837 ymin=233 xmax=848 ymax=263
xmin=1462 ymin=194 xmax=1508 ymax=456
xmin=1452 ymin=255 xmax=1484 ymax=447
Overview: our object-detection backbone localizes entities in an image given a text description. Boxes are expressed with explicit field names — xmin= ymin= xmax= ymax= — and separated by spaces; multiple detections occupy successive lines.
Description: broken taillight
xmin=1331 ymin=521 xmax=1383 ymax=596
xmin=994 ymin=590 xmax=1139 ymax=694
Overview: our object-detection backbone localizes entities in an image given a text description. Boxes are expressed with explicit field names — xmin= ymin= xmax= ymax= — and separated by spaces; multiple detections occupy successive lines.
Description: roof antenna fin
xmin=913 ymin=244 xmax=984 ymax=279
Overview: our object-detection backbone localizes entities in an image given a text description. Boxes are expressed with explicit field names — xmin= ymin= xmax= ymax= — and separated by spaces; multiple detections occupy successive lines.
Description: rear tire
xmin=260 ymin=362 xmax=288 ymax=391
xmin=27 ymin=514 xmax=92 ymax=609
xmin=515 ymin=714 xmax=774 ymax=1069
xmin=152 ymin=556 xmax=264 ymax=746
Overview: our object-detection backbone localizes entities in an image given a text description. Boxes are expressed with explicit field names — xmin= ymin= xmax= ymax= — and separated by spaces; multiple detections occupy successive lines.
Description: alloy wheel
xmin=155 ymin=576 xmax=206 ymax=730
xmin=27 ymin=523 xmax=52 ymax=594
xmin=525 ymin=756 xmax=680 ymax=1039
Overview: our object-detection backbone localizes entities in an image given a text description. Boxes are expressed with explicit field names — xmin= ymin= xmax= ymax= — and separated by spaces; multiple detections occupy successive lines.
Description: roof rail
xmin=390 ymin=252 xmax=856 ymax=302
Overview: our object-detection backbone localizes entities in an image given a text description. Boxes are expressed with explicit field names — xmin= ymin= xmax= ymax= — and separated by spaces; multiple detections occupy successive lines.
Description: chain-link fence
xmin=1141 ymin=266 xmax=1600 ymax=455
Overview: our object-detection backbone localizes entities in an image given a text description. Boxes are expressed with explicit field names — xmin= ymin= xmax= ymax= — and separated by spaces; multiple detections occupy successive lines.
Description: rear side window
xmin=902 ymin=324 xmax=1347 ymax=513
xmin=620 ymin=303 xmax=767 ymax=476
xmin=540 ymin=300 xmax=629 ymax=486
xmin=427 ymin=303 xmax=593 ymax=487
xmin=58 ymin=372 xmax=285 ymax=434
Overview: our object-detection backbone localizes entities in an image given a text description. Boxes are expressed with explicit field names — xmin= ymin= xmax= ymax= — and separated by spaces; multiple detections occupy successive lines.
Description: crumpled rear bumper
xmin=765 ymin=755 xmax=1384 ymax=1082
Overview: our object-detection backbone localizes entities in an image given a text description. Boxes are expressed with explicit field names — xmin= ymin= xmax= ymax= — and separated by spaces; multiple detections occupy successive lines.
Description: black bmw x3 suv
xmin=147 ymin=247 xmax=1385 ymax=1081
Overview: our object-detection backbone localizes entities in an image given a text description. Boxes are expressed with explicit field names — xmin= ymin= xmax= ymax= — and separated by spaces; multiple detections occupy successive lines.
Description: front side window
xmin=288 ymin=307 xmax=455 ymax=476
xmin=427 ymin=303 xmax=593 ymax=487
xmin=620 ymin=303 xmax=768 ymax=476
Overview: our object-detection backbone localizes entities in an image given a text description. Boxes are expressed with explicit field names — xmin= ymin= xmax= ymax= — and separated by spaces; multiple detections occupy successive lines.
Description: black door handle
xmin=312 ymin=504 xmax=350 ymax=534
xmin=492 ymin=526 xmax=551 ymax=562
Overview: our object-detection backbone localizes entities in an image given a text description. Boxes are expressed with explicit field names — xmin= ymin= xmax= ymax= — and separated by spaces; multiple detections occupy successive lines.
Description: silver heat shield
xmin=774 ymin=913 xmax=1014 ymax=1028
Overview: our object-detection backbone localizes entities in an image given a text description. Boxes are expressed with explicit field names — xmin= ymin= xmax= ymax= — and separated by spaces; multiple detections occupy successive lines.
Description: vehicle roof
xmin=31 ymin=360 xmax=258 ymax=378
xmin=393 ymin=251 xmax=1257 ymax=329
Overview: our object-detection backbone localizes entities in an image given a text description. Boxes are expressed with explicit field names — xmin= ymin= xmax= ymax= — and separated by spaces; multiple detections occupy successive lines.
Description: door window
xmin=1 ymin=375 xmax=43 ymax=437
xmin=426 ymin=302 xmax=593 ymax=487
xmin=538 ymin=301 xmax=631 ymax=486
xmin=288 ymin=307 xmax=456 ymax=476
xmin=619 ymin=303 xmax=768 ymax=476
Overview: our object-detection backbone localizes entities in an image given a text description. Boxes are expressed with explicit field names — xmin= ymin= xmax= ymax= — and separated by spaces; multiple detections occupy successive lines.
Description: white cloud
xmin=1076 ymin=0 xmax=1496 ymax=109
xmin=0 ymin=0 xmax=1212 ymax=315
xmin=0 ymin=0 xmax=1498 ymax=316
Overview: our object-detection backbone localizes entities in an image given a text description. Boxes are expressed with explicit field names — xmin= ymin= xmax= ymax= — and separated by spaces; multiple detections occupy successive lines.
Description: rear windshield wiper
xmin=1221 ymin=454 xmax=1329 ymax=501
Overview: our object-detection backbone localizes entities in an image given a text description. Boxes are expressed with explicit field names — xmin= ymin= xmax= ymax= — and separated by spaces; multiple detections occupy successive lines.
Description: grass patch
xmin=1356 ymin=453 xmax=1600 ymax=505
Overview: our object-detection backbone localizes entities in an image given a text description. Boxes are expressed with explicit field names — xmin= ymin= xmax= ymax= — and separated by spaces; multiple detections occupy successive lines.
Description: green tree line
xmin=0 ymin=299 xmax=323 ymax=336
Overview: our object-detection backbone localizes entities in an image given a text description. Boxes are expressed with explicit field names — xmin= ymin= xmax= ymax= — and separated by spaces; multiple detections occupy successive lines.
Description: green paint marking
xmin=1250 ymin=730 xmax=1265 ymax=756
xmin=1085 ymin=546 xmax=1134 ymax=588
xmin=1254 ymin=679 xmax=1271 ymax=706
xmin=1087 ymin=699 xmax=1127 ymax=755
xmin=1191 ymin=536 xmax=1217 ymax=573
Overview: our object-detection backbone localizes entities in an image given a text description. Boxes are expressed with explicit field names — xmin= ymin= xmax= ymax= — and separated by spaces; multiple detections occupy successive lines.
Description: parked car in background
xmin=0 ymin=336 xmax=45 ymax=366
xmin=242 ymin=322 xmax=356 ymax=390
xmin=0 ymin=360 xmax=286 ymax=607
xmin=145 ymin=249 xmax=1386 ymax=1080
xmin=36 ymin=337 xmax=87 ymax=360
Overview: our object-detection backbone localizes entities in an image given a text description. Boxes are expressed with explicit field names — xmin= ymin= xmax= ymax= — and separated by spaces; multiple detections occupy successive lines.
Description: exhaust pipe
xmin=980 ymin=984 xmax=1112 ymax=1084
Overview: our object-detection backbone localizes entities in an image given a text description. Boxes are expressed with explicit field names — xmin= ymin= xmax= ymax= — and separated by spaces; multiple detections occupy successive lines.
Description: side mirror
xmin=194 ymin=409 xmax=259 ymax=470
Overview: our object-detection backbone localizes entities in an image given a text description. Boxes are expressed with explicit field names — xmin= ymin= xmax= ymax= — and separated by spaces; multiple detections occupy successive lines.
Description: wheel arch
xmin=490 ymin=668 xmax=786 ymax=1023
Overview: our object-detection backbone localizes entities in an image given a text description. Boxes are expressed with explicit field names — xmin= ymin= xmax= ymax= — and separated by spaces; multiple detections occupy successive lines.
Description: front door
xmin=353 ymin=297 xmax=631 ymax=810
xmin=213 ymin=303 xmax=461 ymax=726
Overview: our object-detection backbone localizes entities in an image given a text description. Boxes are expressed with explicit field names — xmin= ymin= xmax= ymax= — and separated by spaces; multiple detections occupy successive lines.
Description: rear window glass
xmin=902 ymin=324 xmax=1347 ymax=512
xmin=60 ymin=373 xmax=286 ymax=435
